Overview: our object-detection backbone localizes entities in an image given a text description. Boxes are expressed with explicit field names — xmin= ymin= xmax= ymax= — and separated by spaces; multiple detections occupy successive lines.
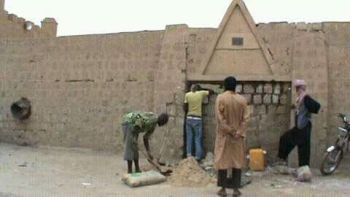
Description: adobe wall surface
xmin=324 ymin=23 xmax=350 ymax=144
xmin=0 ymin=0 xmax=4 ymax=13
xmin=1 ymin=21 xmax=349 ymax=166
xmin=0 ymin=31 xmax=164 ymax=152
xmin=151 ymin=25 xmax=188 ymax=164
xmin=258 ymin=22 xmax=350 ymax=165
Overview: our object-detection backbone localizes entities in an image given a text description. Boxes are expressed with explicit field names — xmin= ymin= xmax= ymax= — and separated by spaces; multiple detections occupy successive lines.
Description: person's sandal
xmin=233 ymin=189 xmax=241 ymax=197
xmin=217 ymin=188 xmax=227 ymax=197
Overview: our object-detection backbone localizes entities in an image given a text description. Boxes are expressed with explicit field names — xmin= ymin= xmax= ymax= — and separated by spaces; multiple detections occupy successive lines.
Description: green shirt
xmin=184 ymin=90 xmax=209 ymax=117
xmin=122 ymin=112 xmax=158 ymax=135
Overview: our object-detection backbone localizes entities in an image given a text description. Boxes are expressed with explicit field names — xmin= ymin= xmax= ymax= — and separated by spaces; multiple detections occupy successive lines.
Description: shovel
xmin=141 ymin=150 xmax=172 ymax=176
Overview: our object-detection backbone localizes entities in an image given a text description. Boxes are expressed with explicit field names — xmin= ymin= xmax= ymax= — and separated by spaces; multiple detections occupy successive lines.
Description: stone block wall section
xmin=236 ymin=82 xmax=290 ymax=106
xmin=200 ymin=82 xmax=291 ymax=163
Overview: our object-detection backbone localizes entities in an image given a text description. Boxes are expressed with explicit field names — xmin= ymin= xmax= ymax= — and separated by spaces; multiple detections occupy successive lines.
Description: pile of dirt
xmin=168 ymin=157 xmax=215 ymax=187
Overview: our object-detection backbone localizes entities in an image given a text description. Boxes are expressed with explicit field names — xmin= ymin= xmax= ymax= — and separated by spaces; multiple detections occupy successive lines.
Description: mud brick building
xmin=1 ymin=0 xmax=349 ymax=166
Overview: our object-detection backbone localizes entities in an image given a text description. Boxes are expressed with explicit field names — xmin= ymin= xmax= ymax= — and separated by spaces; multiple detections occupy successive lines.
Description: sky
xmin=4 ymin=0 xmax=350 ymax=36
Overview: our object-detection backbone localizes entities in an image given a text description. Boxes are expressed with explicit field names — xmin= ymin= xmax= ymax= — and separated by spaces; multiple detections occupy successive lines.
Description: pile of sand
xmin=168 ymin=157 xmax=215 ymax=187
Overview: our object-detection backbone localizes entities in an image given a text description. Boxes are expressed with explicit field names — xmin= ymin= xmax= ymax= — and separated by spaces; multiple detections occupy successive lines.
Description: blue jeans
xmin=186 ymin=117 xmax=203 ymax=160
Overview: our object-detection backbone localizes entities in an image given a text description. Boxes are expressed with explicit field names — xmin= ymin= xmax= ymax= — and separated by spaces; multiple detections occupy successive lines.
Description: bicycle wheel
xmin=320 ymin=146 xmax=343 ymax=175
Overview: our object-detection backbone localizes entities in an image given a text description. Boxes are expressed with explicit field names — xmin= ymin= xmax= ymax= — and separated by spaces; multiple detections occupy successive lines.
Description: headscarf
xmin=294 ymin=79 xmax=307 ymax=113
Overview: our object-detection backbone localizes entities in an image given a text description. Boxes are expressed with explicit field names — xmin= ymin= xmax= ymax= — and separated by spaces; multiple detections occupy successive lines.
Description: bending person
xmin=122 ymin=111 xmax=169 ymax=174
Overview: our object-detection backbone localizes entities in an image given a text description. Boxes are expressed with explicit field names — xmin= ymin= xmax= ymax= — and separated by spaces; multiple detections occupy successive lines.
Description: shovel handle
xmin=141 ymin=150 xmax=161 ymax=170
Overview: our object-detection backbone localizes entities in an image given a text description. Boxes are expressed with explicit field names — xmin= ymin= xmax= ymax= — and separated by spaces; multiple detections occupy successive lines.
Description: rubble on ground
xmin=271 ymin=165 xmax=294 ymax=175
xmin=200 ymin=152 xmax=216 ymax=177
xmin=168 ymin=157 xmax=215 ymax=187
xmin=295 ymin=166 xmax=312 ymax=182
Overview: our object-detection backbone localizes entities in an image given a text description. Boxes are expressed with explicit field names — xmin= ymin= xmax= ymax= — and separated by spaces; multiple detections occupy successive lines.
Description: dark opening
xmin=232 ymin=37 xmax=244 ymax=46
xmin=11 ymin=97 xmax=32 ymax=121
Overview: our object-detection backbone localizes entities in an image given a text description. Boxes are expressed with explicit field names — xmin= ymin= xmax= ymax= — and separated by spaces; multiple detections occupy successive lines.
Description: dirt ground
xmin=1 ymin=143 xmax=350 ymax=197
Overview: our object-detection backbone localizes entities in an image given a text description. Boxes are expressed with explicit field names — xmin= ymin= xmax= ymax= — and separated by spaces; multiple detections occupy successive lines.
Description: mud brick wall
xmin=2 ymin=8 xmax=350 ymax=166
xmin=0 ymin=9 xmax=56 ymax=39
xmin=0 ymin=0 xmax=3 ymax=11
xmin=324 ymin=23 xmax=350 ymax=145
xmin=200 ymin=82 xmax=291 ymax=162
xmin=256 ymin=23 xmax=294 ymax=76
xmin=0 ymin=31 xmax=164 ymax=152
xmin=289 ymin=27 xmax=329 ymax=166
xmin=152 ymin=25 xmax=188 ymax=165
xmin=186 ymin=28 xmax=217 ymax=74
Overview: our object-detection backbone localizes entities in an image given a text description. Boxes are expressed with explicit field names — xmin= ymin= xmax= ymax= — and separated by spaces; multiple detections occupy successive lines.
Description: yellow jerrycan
xmin=249 ymin=149 xmax=266 ymax=171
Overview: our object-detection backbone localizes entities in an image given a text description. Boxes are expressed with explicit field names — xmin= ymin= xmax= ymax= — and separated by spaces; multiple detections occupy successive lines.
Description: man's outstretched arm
xmin=143 ymin=132 xmax=154 ymax=160
xmin=198 ymin=85 xmax=215 ymax=95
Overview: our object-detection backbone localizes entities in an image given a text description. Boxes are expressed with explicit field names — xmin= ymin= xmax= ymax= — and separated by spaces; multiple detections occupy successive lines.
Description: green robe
xmin=122 ymin=112 xmax=158 ymax=160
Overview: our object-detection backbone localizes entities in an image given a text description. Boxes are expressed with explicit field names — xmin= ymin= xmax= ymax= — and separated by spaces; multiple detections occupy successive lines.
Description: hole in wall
xmin=11 ymin=97 xmax=32 ymax=121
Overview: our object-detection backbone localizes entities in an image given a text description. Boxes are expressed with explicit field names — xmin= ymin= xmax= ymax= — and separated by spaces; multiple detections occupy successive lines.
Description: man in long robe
xmin=214 ymin=76 xmax=249 ymax=197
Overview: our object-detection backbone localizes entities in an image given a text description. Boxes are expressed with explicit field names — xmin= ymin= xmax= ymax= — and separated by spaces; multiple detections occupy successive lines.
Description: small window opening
xmin=232 ymin=37 xmax=244 ymax=46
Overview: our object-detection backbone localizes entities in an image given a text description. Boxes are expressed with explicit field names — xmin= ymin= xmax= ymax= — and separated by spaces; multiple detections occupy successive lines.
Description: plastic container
xmin=249 ymin=149 xmax=266 ymax=171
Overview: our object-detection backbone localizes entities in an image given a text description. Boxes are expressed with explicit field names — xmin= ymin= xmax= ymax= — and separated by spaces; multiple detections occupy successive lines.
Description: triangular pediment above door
xmin=199 ymin=0 xmax=275 ymax=77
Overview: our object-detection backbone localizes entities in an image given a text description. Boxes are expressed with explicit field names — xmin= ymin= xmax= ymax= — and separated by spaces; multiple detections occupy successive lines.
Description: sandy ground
xmin=1 ymin=143 xmax=350 ymax=197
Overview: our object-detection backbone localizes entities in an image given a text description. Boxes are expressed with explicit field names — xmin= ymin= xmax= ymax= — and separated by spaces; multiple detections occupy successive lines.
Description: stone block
xmin=253 ymin=105 xmax=266 ymax=115
xmin=263 ymin=94 xmax=272 ymax=104
xmin=272 ymin=95 xmax=279 ymax=104
xmin=244 ymin=84 xmax=255 ymax=94
xmin=236 ymin=84 xmax=243 ymax=93
xmin=276 ymin=106 xmax=287 ymax=114
xmin=274 ymin=84 xmax=281 ymax=94
xmin=247 ymin=105 xmax=254 ymax=116
xmin=242 ymin=94 xmax=252 ymax=104
xmin=253 ymin=95 xmax=262 ymax=105
xmin=264 ymin=83 xmax=273 ymax=94
xmin=256 ymin=84 xmax=263 ymax=93
xmin=280 ymin=94 xmax=289 ymax=105
xmin=246 ymin=136 xmax=260 ymax=149
xmin=267 ymin=105 xmax=277 ymax=113
xmin=248 ymin=116 xmax=259 ymax=128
